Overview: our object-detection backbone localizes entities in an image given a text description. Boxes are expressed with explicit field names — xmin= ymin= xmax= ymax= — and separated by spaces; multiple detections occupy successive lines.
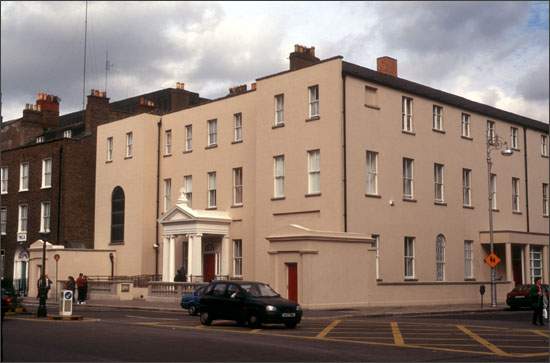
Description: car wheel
xmin=284 ymin=321 xmax=297 ymax=329
xmin=200 ymin=312 xmax=212 ymax=326
xmin=248 ymin=313 xmax=261 ymax=328
xmin=188 ymin=306 xmax=197 ymax=316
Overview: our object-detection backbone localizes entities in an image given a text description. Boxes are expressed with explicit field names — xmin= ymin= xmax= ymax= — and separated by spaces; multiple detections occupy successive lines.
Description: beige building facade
xmin=94 ymin=46 xmax=549 ymax=308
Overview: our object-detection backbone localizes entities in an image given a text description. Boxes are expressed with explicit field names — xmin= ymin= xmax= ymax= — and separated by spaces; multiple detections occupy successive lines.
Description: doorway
xmin=203 ymin=254 xmax=215 ymax=282
xmin=511 ymin=245 xmax=523 ymax=285
xmin=286 ymin=263 xmax=298 ymax=303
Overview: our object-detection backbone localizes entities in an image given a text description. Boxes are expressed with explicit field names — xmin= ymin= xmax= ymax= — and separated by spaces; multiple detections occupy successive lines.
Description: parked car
xmin=181 ymin=285 xmax=207 ymax=315
xmin=199 ymin=280 xmax=302 ymax=328
xmin=506 ymin=284 xmax=549 ymax=310
xmin=1 ymin=279 xmax=18 ymax=320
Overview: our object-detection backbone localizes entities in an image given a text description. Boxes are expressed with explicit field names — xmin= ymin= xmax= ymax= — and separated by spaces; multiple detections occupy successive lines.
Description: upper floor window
xmin=64 ymin=130 xmax=72 ymax=138
xmin=233 ymin=239 xmax=243 ymax=277
xmin=106 ymin=137 xmax=113 ymax=161
xmin=510 ymin=127 xmax=519 ymax=149
xmin=40 ymin=201 xmax=51 ymax=233
xmin=490 ymin=173 xmax=497 ymax=210
xmin=434 ymin=163 xmax=445 ymax=203
xmin=366 ymin=150 xmax=378 ymax=195
xmin=307 ymin=149 xmax=321 ymax=194
xmin=125 ymin=132 xmax=133 ymax=158
xmin=432 ymin=105 xmax=443 ymax=131
xmin=19 ymin=162 xmax=29 ymax=192
xmin=365 ymin=86 xmax=379 ymax=109
xmin=461 ymin=113 xmax=471 ymax=138
xmin=111 ymin=186 xmax=125 ymax=243
xmin=273 ymin=155 xmax=285 ymax=198
xmin=207 ymin=172 xmax=217 ymax=208
xmin=183 ymin=175 xmax=192 ymax=207
xmin=163 ymin=178 xmax=171 ymax=213
xmin=274 ymin=94 xmax=284 ymax=126
xmin=308 ymin=85 xmax=319 ymax=118
xmin=487 ymin=121 xmax=495 ymax=142
xmin=402 ymin=97 xmax=413 ymax=132
xmin=404 ymin=237 xmax=415 ymax=279
xmin=463 ymin=169 xmax=472 ymax=207
xmin=185 ymin=125 xmax=192 ymax=152
xmin=512 ymin=177 xmax=520 ymax=212
xmin=164 ymin=130 xmax=172 ymax=155
xmin=0 ymin=208 xmax=6 ymax=235
xmin=42 ymin=158 xmax=52 ymax=188
xmin=207 ymin=119 xmax=217 ymax=146
xmin=234 ymin=113 xmax=243 ymax=142
xmin=543 ymin=183 xmax=549 ymax=217
xmin=233 ymin=167 xmax=243 ymax=206
xmin=18 ymin=204 xmax=28 ymax=233
xmin=435 ymin=234 xmax=446 ymax=281
xmin=36 ymin=136 xmax=44 ymax=143
xmin=0 ymin=167 xmax=7 ymax=194
xmin=403 ymin=158 xmax=414 ymax=199
xmin=541 ymin=135 xmax=548 ymax=157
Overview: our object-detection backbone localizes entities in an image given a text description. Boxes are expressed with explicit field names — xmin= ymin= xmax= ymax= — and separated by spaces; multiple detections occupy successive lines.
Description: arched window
xmin=111 ymin=186 xmax=125 ymax=243
xmin=436 ymin=234 xmax=446 ymax=281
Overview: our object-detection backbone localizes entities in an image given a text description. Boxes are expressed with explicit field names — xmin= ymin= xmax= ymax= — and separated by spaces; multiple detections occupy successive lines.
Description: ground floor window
xmin=435 ymin=234 xmax=445 ymax=281
xmin=404 ymin=237 xmax=415 ymax=279
xmin=464 ymin=241 xmax=474 ymax=279
xmin=530 ymin=246 xmax=542 ymax=283
xmin=233 ymin=240 xmax=242 ymax=277
xmin=373 ymin=234 xmax=380 ymax=280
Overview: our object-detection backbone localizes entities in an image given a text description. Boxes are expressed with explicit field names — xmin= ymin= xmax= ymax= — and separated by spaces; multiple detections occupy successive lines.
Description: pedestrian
xmin=174 ymin=267 xmax=186 ymax=282
xmin=76 ymin=273 xmax=86 ymax=304
xmin=36 ymin=275 xmax=53 ymax=299
xmin=65 ymin=276 xmax=76 ymax=303
xmin=82 ymin=275 xmax=88 ymax=304
xmin=530 ymin=277 xmax=544 ymax=326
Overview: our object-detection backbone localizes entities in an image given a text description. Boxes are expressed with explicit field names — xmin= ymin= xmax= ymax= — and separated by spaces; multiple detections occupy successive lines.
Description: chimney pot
xmin=376 ymin=56 xmax=398 ymax=77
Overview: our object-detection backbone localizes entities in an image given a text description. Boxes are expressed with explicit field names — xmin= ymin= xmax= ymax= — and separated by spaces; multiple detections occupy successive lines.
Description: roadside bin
xmin=60 ymin=290 xmax=73 ymax=316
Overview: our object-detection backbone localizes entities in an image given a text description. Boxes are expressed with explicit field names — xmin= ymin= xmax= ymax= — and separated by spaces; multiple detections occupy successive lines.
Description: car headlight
xmin=295 ymin=305 xmax=301 ymax=311
xmin=265 ymin=305 xmax=277 ymax=312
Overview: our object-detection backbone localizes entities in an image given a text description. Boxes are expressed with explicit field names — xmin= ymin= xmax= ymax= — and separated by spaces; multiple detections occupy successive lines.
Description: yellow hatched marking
xmin=390 ymin=322 xmax=405 ymax=346
xmin=456 ymin=325 xmax=509 ymax=357
xmin=531 ymin=329 xmax=550 ymax=338
xmin=316 ymin=319 xmax=341 ymax=338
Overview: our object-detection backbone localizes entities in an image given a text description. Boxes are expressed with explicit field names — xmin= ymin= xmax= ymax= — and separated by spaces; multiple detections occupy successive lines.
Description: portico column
xmin=524 ymin=244 xmax=531 ymax=284
xmin=162 ymin=236 xmax=169 ymax=281
xmin=169 ymin=235 xmax=176 ymax=282
xmin=188 ymin=234 xmax=203 ymax=282
xmin=505 ymin=243 xmax=512 ymax=283
xmin=221 ymin=235 xmax=232 ymax=277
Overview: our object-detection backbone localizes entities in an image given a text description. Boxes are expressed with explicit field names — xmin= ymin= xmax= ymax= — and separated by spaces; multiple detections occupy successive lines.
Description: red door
xmin=287 ymin=263 xmax=298 ymax=303
xmin=203 ymin=254 xmax=215 ymax=282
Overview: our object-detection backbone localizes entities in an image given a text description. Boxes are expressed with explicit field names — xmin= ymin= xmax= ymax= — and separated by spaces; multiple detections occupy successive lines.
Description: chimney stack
xmin=175 ymin=82 xmax=185 ymax=90
xmin=85 ymin=89 xmax=111 ymax=132
xmin=376 ymin=56 xmax=397 ymax=77
xmin=289 ymin=44 xmax=320 ymax=71
xmin=22 ymin=92 xmax=60 ymax=129
xmin=228 ymin=84 xmax=248 ymax=96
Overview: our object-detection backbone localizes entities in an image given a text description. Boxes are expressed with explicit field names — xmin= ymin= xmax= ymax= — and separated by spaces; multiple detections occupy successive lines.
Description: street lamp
xmin=36 ymin=238 xmax=48 ymax=318
xmin=486 ymin=133 xmax=513 ymax=307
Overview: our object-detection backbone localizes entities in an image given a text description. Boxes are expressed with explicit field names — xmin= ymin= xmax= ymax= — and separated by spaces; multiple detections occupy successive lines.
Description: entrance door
xmin=287 ymin=263 xmax=298 ymax=303
xmin=512 ymin=245 xmax=523 ymax=286
xmin=203 ymin=254 xmax=215 ymax=282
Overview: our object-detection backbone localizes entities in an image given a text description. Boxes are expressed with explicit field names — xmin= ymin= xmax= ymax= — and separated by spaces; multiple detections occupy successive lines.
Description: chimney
xmin=85 ymin=89 xmax=110 ymax=132
xmin=377 ymin=56 xmax=398 ymax=77
xmin=228 ymin=84 xmax=247 ymax=96
xmin=175 ymin=82 xmax=185 ymax=90
xmin=135 ymin=97 xmax=156 ymax=114
xmin=289 ymin=44 xmax=320 ymax=71
xmin=21 ymin=92 xmax=60 ymax=128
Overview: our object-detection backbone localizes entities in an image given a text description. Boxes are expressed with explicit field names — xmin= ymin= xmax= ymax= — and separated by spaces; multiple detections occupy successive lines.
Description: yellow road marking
xmin=390 ymin=322 xmax=405 ymax=346
xmin=531 ymin=329 xmax=550 ymax=338
xmin=249 ymin=329 xmax=262 ymax=334
xmin=456 ymin=325 xmax=509 ymax=357
xmin=316 ymin=319 xmax=341 ymax=338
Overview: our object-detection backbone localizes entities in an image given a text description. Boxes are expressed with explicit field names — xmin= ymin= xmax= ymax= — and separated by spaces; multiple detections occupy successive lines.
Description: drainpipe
xmin=342 ymin=74 xmax=348 ymax=232
xmin=56 ymin=145 xmax=64 ymax=245
xmin=155 ymin=118 xmax=162 ymax=280
xmin=522 ymin=127 xmax=529 ymax=232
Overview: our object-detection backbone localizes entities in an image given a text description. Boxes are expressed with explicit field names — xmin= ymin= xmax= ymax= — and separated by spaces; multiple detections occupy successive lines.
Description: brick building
xmin=0 ymin=85 xmax=206 ymax=293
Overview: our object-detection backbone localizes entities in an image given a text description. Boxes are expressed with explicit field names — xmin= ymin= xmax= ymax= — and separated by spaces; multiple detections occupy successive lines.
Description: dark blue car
xmin=181 ymin=286 xmax=207 ymax=315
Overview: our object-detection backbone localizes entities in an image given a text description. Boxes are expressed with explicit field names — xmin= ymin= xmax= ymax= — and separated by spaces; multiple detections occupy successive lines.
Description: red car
xmin=506 ymin=284 xmax=549 ymax=310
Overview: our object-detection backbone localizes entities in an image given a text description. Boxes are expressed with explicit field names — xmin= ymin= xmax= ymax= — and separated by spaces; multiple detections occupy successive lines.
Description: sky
xmin=1 ymin=1 xmax=549 ymax=123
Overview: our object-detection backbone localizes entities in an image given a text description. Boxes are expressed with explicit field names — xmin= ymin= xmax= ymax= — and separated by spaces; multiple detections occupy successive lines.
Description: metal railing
xmin=148 ymin=282 xmax=208 ymax=297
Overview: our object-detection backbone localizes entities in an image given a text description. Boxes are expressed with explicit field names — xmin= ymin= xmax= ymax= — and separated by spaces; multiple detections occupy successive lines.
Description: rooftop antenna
xmin=82 ymin=0 xmax=88 ymax=109
xmin=104 ymin=49 xmax=111 ymax=94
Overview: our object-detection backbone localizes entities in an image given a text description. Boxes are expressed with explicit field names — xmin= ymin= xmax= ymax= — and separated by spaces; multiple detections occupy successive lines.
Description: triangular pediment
xmin=158 ymin=204 xmax=231 ymax=225
xmin=159 ymin=206 xmax=196 ymax=224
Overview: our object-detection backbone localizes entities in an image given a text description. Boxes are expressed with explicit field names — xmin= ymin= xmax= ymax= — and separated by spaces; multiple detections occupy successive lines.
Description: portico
xmin=158 ymin=191 xmax=232 ymax=282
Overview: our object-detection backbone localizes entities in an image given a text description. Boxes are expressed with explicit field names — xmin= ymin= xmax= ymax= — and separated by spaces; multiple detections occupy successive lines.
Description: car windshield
xmin=241 ymin=283 xmax=280 ymax=297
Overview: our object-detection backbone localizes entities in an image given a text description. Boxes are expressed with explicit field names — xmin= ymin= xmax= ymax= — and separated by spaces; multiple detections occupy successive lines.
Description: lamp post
xmin=486 ymin=132 xmax=513 ymax=307
xmin=36 ymin=238 xmax=47 ymax=318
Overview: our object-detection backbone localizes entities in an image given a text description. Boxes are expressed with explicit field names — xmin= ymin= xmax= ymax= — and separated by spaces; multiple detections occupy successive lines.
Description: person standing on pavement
xmin=81 ymin=275 xmax=88 ymax=304
xmin=76 ymin=273 xmax=86 ymax=304
xmin=530 ymin=277 xmax=544 ymax=326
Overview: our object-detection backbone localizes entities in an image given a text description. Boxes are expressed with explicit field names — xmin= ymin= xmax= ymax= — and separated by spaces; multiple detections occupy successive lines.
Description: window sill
xmin=272 ymin=123 xmax=285 ymax=129
xmin=205 ymin=144 xmax=218 ymax=150
xmin=105 ymin=160 xmax=113 ymax=164
xmin=492 ymin=208 xmax=500 ymax=212
xmin=364 ymin=104 xmax=380 ymax=110
xmin=183 ymin=150 xmax=193 ymax=154
xmin=305 ymin=193 xmax=321 ymax=198
xmin=231 ymin=140 xmax=243 ymax=145
xmin=305 ymin=116 xmax=320 ymax=122
xmin=402 ymin=198 xmax=417 ymax=203
xmin=512 ymin=211 xmax=522 ymax=215
xmin=464 ymin=278 xmax=476 ymax=281
xmin=39 ymin=230 xmax=51 ymax=234
xmin=461 ymin=135 xmax=473 ymax=141
xmin=512 ymin=148 xmax=521 ymax=152
xmin=376 ymin=278 xmax=383 ymax=282
xmin=365 ymin=193 xmax=382 ymax=198
xmin=543 ymin=215 xmax=549 ymax=218
xmin=432 ymin=128 xmax=446 ymax=134
xmin=404 ymin=278 xmax=418 ymax=281
xmin=205 ymin=207 xmax=217 ymax=210
xmin=41 ymin=186 xmax=52 ymax=190
xmin=542 ymin=155 xmax=549 ymax=158
xmin=271 ymin=196 xmax=285 ymax=201
xmin=231 ymin=204 xmax=243 ymax=208
xmin=0 ymin=192 xmax=6 ymax=195
xmin=401 ymin=130 xmax=416 ymax=136
xmin=124 ymin=156 xmax=133 ymax=160
xmin=18 ymin=189 xmax=29 ymax=193
xmin=163 ymin=154 xmax=172 ymax=158
xmin=110 ymin=242 xmax=124 ymax=245
xmin=463 ymin=205 xmax=474 ymax=209
xmin=434 ymin=201 xmax=447 ymax=206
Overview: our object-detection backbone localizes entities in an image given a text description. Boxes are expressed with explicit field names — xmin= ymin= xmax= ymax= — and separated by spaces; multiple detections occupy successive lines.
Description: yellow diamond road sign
xmin=484 ymin=253 xmax=501 ymax=268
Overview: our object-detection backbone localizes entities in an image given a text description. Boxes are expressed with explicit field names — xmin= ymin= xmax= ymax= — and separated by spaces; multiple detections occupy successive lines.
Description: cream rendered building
xmin=94 ymin=46 xmax=549 ymax=308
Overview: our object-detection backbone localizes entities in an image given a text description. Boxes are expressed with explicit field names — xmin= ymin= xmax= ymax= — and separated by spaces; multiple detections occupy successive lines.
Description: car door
xmin=209 ymin=283 xmax=228 ymax=319
xmin=225 ymin=284 xmax=244 ymax=321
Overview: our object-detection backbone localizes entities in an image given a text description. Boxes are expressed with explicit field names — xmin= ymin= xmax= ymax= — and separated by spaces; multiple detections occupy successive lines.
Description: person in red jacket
xmin=76 ymin=273 xmax=86 ymax=305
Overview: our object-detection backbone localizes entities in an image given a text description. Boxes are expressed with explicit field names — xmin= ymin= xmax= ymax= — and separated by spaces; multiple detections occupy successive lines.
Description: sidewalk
xmin=21 ymin=297 xmax=508 ymax=318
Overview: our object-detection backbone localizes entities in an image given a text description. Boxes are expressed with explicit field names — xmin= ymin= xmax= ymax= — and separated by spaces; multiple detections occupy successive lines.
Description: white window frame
xmin=0 ymin=207 xmax=6 ymax=235
xmin=543 ymin=183 xmax=549 ymax=217
xmin=403 ymin=158 xmax=414 ymax=199
xmin=106 ymin=137 xmax=113 ymax=161
xmin=40 ymin=201 xmax=51 ymax=233
xmin=207 ymin=172 xmax=216 ymax=208
xmin=0 ymin=167 xmax=8 ymax=194
xmin=308 ymin=85 xmax=319 ymax=118
xmin=366 ymin=151 xmax=378 ymax=195
xmin=487 ymin=121 xmax=495 ymax=142
xmin=463 ymin=169 xmax=472 ymax=207
xmin=233 ymin=167 xmax=243 ymax=206
xmin=126 ymin=132 xmax=133 ymax=158
xmin=432 ymin=105 xmax=443 ymax=131
xmin=434 ymin=163 xmax=444 ymax=203
xmin=404 ymin=237 xmax=415 ymax=279
xmin=41 ymin=158 xmax=52 ymax=189
xmin=512 ymin=177 xmax=520 ymax=212
xmin=461 ymin=113 xmax=471 ymax=138
xmin=490 ymin=173 xmax=497 ymax=210
xmin=18 ymin=204 xmax=28 ymax=233
xmin=64 ymin=130 xmax=72 ymax=138
xmin=307 ymin=149 xmax=321 ymax=194
xmin=436 ymin=235 xmax=445 ymax=281
xmin=530 ymin=246 xmax=543 ymax=284
xmin=164 ymin=130 xmax=172 ymax=155
xmin=402 ymin=97 xmax=413 ymax=132
xmin=273 ymin=155 xmax=285 ymax=198
xmin=163 ymin=178 xmax=171 ymax=213
xmin=464 ymin=240 xmax=474 ymax=279
xmin=373 ymin=234 xmax=380 ymax=280
xmin=207 ymin=120 xmax=217 ymax=146
xmin=542 ymin=135 xmax=548 ymax=157
xmin=233 ymin=239 xmax=242 ymax=277
xmin=183 ymin=175 xmax=192 ymax=206
xmin=185 ymin=125 xmax=192 ymax=152
xmin=274 ymin=94 xmax=284 ymax=126
xmin=19 ymin=162 xmax=29 ymax=192
xmin=510 ymin=127 xmax=519 ymax=149
xmin=234 ymin=113 xmax=243 ymax=142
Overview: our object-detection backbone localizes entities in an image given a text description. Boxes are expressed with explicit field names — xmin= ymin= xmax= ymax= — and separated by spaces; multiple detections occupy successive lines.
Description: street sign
xmin=484 ymin=253 xmax=501 ymax=268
